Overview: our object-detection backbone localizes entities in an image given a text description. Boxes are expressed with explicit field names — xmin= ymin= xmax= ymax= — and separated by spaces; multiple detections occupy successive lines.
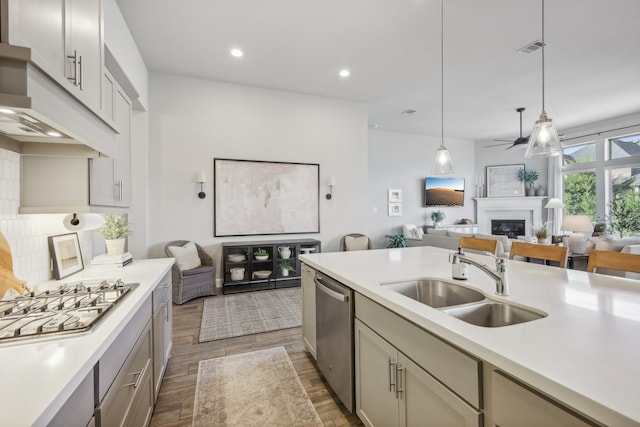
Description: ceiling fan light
xmin=525 ymin=111 xmax=563 ymax=157
xmin=432 ymin=143 xmax=454 ymax=174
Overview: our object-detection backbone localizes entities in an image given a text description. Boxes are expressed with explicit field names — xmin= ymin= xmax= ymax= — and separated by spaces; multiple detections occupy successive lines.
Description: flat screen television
xmin=424 ymin=177 xmax=465 ymax=206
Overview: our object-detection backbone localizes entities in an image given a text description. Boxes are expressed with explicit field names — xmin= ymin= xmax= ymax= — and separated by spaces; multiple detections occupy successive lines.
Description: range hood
xmin=0 ymin=43 xmax=115 ymax=158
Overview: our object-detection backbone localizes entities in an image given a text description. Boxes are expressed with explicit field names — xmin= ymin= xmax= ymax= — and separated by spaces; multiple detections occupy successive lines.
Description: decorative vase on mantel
xmin=526 ymin=186 xmax=536 ymax=197
xmin=105 ymin=238 xmax=126 ymax=256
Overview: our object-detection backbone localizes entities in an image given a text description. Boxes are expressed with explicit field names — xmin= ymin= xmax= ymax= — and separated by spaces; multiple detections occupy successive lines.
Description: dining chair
xmin=586 ymin=249 xmax=640 ymax=275
xmin=458 ymin=236 xmax=498 ymax=255
xmin=509 ymin=241 xmax=568 ymax=268
xmin=339 ymin=233 xmax=373 ymax=251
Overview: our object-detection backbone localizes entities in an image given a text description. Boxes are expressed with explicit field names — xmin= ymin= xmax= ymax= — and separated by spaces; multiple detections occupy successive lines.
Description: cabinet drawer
xmin=355 ymin=293 xmax=481 ymax=409
xmin=49 ymin=369 xmax=95 ymax=427
xmin=98 ymin=296 xmax=152 ymax=402
xmin=97 ymin=320 xmax=153 ymax=427
xmin=153 ymin=277 xmax=171 ymax=312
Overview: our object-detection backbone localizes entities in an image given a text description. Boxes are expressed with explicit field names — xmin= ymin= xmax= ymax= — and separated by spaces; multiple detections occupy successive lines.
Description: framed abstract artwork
xmin=48 ymin=233 xmax=84 ymax=279
xmin=214 ymin=158 xmax=320 ymax=236
xmin=486 ymin=164 xmax=525 ymax=197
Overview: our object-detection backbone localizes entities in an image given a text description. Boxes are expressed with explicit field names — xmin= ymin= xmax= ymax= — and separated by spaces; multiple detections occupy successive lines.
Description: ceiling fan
xmin=486 ymin=107 xmax=530 ymax=149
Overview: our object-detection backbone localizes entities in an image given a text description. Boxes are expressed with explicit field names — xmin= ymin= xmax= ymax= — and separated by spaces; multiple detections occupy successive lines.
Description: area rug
xmin=199 ymin=287 xmax=301 ymax=342
xmin=192 ymin=346 xmax=322 ymax=427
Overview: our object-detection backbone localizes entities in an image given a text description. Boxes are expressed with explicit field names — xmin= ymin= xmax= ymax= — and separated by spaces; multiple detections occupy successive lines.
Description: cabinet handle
xmin=395 ymin=366 xmax=405 ymax=398
xmin=389 ymin=359 xmax=396 ymax=392
xmin=302 ymin=266 xmax=312 ymax=273
xmin=78 ymin=54 xmax=84 ymax=90
xmin=163 ymin=302 xmax=169 ymax=322
xmin=119 ymin=180 xmax=123 ymax=202
xmin=113 ymin=181 xmax=119 ymax=201
xmin=67 ymin=50 xmax=80 ymax=86
xmin=124 ymin=365 xmax=146 ymax=388
xmin=161 ymin=282 xmax=170 ymax=289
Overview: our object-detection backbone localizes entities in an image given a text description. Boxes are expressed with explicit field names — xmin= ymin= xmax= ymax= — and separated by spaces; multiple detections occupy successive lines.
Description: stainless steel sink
xmin=442 ymin=301 xmax=547 ymax=327
xmin=382 ymin=279 xmax=486 ymax=308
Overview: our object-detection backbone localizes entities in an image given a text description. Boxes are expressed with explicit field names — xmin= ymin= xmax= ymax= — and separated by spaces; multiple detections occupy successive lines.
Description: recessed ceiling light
xmin=339 ymin=69 xmax=350 ymax=78
xmin=230 ymin=48 xmax=243 ymax=57
xmin=46 ymin=131 xmax=62 ymax=137
xmin=0 ymin=108 xmax=15 ymax=114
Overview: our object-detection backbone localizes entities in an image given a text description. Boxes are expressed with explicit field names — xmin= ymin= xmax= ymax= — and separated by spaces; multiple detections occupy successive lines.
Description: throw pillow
xmin=415 ymin=227 xmax=424 ymax=239
xmin=345 ymin=235 xmax=370 ymax=251
xmin=168 ymin=241 xmax=202 ymax=270
xmin=595 ymin=236 xmax=640 ymax=252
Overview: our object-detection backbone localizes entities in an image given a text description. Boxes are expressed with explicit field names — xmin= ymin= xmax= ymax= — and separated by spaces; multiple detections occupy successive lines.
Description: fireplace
xmin=474 ymin=197 xmax=545 ymax=236
xmin=492 ymin=219 xmax=525 ymax=239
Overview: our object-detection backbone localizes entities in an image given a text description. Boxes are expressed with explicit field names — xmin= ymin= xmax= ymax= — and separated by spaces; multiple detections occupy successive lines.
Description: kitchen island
xmin=0 ymin=258 xmax=174 ymax=427
xmin=300 ymin=246 xmax=640 ymax=426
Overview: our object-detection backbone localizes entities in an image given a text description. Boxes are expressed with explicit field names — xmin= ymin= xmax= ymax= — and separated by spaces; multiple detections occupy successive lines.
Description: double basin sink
xmin=382 ymin=279 xmax=546 ymax=327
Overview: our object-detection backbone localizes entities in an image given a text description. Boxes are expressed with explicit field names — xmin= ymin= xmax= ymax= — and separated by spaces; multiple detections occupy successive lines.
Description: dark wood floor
xmin=149 ymin=294 xmax=364 ymax=427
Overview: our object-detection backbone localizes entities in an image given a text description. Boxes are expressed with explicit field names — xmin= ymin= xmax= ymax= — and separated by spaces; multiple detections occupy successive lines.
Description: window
xmin=609 ymin=134 xmax=640 ymax=160
xmin=607 ymin=166 xmax=640 ymax=236
xmin=563 ymin=171 xmax=596 ymax=218
xmin=563 ymin=142 xmax=596 ymax=165
xmin=559 ymin=128 xmax=640 ymax=236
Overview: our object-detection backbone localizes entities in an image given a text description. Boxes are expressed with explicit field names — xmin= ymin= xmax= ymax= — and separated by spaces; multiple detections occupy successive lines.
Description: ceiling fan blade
xmin=505 ymin=136 xmax=530 ymax=150
xmin=492 ymin=139 xmax=514 ymax=142
xmin=485 ymin=142 xmax=512 ymax=148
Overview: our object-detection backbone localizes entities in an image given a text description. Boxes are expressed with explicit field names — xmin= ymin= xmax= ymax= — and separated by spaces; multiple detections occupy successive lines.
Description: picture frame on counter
xmin=48 ymin=232 xmax=84 ymax=279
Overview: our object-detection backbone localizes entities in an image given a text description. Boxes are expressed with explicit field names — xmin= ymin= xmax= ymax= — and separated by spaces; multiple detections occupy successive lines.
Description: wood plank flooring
xmin=150 ymin=295 xmax=364 ymax=427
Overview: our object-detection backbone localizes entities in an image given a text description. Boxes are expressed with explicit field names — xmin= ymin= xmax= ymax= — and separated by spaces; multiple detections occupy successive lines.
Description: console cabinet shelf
xmin=222 ymin=239 xmax=321 ymax=294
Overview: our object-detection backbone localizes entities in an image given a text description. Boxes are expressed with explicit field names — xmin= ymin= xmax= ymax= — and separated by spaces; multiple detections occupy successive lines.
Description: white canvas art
xmin=214 ymin=159 xmax=320 ymax=236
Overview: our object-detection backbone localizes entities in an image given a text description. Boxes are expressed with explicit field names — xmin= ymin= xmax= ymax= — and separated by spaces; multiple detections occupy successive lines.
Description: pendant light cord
xmin=441 ymin=0 xmax=444 ymax=146
xmin=541 ymin=0 xmax=546 ymax=114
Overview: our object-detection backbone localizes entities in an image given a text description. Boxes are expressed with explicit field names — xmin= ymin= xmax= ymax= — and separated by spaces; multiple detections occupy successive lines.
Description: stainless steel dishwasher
xmin=315 ymin=271 xmax=354 ymax=412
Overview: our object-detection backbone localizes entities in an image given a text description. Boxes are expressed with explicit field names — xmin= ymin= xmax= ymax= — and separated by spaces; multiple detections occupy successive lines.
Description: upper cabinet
xmin=6 ymin=0 xmax=102 ymax=113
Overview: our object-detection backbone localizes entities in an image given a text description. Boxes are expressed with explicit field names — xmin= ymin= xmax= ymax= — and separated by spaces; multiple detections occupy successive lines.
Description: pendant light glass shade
xmin=431 ymin=0 xmax=454 ymax=174
xmin=432 ymin=143 xmax=454 ymax=174
xmin=525 ymin=0 xmax=563 ymax=158
xmin=526 ymin=111 xmax=563 ymax=157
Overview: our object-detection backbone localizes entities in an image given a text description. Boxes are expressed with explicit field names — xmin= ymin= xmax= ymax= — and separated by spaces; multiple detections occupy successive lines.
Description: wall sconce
xmin=195 ymin=172 xmax=207 ymax=199
xmin=62 ymin=213 xmax=105 ymax=231
xmin=325 ymin=177 xmax=336 ymax=200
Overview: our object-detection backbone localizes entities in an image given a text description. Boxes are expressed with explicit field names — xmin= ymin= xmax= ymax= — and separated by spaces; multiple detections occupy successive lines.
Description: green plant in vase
xmin=254 ymin=248 xmax=269 ymax=260
xmin=97 ymin=214 xmax=130 ymax=256
xmin=518 ymin=168 xmax=539 ymax=196
xmin=385 ymin=234 xmax=407 ymax=248
xmin=279 ymin=259 xmax=295 ymax=277
xmin=533 ymin=222 xmax=550 ymax=244
xmin=431 ymin=210 xmax=445 ymax=226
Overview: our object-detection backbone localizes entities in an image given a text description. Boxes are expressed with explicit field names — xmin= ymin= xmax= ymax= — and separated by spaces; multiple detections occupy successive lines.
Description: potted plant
xmin=431 ymin=210 xmax=445 ymax=226
xmin=97 ymin=214 xmax=130 ymax=256
xmin=254 ymin=248 xmax=269 ymax=261
xmin=533 ymin=222 xmax=550 ymax=244
xmin=279 ymin=259 xmax=295 ymax=277
xmin=385 ymin=234 xmax=407 ymax=248
xmin=518 ymin=168 xmax=539 ymax=196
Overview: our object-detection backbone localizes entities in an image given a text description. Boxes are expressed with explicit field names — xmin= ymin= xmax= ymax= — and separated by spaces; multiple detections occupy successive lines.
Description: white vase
xmin=282 ymin=269 xmax=289 ymax=277
xmin=105 ymin=238 xmax=126 ymax=256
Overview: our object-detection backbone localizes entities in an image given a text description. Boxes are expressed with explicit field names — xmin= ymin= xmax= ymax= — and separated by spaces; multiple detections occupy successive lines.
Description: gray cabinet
xmin=90 ymin=86 xmax=131 ymax=207
xmin=152 ymin=274 xmax=172 ymax=401
xmin=5 ymin=0 xmax=102 ymax=113
xmin=355 ymin=320 xmax=480 ymax=427
xmin=301 ymin=263 xmax=317 ymax=359
xmin=48 ymin=369 xmax=95 ymax=427
xmin=490 ymin=370 xmax=596 ymax=427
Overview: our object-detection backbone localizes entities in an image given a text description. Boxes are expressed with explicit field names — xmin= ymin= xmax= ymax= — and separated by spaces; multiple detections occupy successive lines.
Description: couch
xmin=407 ymin=228 xmax=511 ymax=258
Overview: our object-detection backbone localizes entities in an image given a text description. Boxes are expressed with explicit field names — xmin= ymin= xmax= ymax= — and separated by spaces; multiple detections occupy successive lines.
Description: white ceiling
xmin=116 ymin=0 xmax=640 ymax=141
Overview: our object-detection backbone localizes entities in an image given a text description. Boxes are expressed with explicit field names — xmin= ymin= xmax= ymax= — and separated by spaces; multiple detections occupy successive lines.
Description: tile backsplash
xmin=0 ymin=148 xmax=93 ymax=288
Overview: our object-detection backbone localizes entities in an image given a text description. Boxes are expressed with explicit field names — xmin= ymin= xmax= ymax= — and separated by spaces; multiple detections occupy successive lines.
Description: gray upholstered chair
xmin=165 ymin=240 xmax=216 ymax=304
xmin=339 ymin=233 xmax=373 ymax=251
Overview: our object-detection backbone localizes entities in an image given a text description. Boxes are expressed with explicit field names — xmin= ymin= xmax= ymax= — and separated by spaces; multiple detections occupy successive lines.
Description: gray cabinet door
xmin=355 ymin=319 xmax=399 ymax=427
xmin=301 ymin=263 xmax=316 ymax=359
xmin=398 ymin=353 xmax=480 ymax=427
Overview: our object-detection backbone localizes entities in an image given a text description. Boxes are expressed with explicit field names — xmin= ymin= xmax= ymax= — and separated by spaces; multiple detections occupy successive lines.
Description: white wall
xmin=147 ymin=72 xmax=368 ymax=265
xmin=368 ymin=130 xmax=476 ymax=248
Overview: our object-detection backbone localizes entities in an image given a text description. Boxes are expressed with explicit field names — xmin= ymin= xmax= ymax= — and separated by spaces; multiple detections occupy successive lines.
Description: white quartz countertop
xmin=300 ymin=247 xmax=640 ymax=426
xmin=0 ymin=258 xmax=174 ymax=427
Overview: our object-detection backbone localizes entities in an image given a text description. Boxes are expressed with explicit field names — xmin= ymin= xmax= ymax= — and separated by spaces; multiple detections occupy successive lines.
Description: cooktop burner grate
xmin=0 ymin=279 xmax=138 ymax=342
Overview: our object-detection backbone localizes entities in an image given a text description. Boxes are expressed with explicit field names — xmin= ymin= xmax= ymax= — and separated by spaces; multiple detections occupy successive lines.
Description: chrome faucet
xmin=449 ymin=250 xmax=510 ymax=296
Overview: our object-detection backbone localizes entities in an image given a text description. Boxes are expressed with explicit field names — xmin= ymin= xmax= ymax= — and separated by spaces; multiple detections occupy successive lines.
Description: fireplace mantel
xmin=474 ymin=197 xmax=546 ymax=236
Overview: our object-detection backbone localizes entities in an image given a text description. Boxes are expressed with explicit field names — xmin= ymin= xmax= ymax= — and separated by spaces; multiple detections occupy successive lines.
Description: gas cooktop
xmin=0 ymin=279 xmax=137 ymax=343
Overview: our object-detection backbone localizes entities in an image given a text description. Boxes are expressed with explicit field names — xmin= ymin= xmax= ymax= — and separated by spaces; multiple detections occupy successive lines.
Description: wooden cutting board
xmin=0 ymin=231 xmax=28 ymax=297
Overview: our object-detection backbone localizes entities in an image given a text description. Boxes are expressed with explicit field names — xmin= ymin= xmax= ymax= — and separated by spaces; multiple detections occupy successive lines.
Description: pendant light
xmin=525 ymin=0 xmax=563 ymax=158
xmin=431 ymin=0 xmax=454 ymax=174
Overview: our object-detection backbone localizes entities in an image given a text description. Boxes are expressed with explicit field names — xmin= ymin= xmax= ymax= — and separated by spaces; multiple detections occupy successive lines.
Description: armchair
xmin=165 ymin=240 xmax=216 ymax=304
